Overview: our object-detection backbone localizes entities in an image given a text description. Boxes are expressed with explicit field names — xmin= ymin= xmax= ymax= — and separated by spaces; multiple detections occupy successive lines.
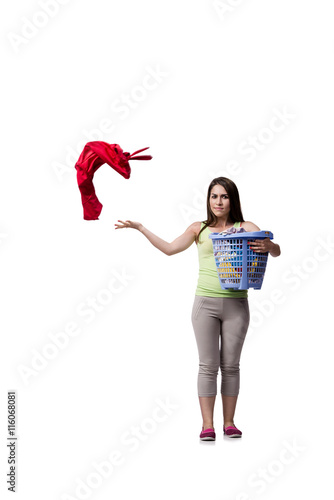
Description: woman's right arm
xmin=114 ymin=220 xmax=201 ymax=256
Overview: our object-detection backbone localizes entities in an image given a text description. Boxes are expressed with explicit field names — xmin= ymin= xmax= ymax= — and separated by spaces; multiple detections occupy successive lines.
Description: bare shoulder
xmin=241 ymin=221 xmax=261 ymax=231
xmin=187 ymin=221 xmax=202 ymax=235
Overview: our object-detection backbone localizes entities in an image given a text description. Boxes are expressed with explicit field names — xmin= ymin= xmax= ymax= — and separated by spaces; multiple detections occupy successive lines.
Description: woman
xmin=115 ymin=177 xmax=281 ymax=441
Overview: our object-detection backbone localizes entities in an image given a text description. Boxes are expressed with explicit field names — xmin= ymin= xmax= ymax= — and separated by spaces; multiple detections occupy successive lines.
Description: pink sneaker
xmin=223 ymin=425 xmax=242 ymax=438
xmin=200 ymin=427 xmax=216 ymax=441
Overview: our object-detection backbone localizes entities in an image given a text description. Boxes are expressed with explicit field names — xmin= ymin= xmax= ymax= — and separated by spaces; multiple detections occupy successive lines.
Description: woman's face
xmin=209 ymin=184 xmax=231 ymax=218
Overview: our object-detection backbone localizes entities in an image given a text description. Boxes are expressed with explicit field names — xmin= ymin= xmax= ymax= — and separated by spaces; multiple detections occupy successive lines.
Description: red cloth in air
xmin=75 ymin=141 xmax=152 ymax=220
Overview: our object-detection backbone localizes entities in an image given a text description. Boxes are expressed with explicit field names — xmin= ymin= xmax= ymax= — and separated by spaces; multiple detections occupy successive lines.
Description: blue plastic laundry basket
xmin=209 ymin=231 xmax=274 ymax=290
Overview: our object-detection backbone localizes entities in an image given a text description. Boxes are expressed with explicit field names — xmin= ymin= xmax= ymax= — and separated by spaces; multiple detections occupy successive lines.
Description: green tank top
xmin=195 ymin=222 xmax=248 ymax=298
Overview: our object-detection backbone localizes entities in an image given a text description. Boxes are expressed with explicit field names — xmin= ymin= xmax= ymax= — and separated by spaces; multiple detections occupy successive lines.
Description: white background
xmin=1 ymin=0 xmax=333 ymax=498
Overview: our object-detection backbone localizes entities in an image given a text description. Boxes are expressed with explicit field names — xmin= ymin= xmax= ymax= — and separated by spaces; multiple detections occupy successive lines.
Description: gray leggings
xmin=191 ymin=296 xmax=250 ymax=397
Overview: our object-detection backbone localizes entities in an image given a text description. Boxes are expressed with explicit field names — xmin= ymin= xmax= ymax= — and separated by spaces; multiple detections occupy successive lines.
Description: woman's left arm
xmin=241 ymin=221 xmax=281 ymax=257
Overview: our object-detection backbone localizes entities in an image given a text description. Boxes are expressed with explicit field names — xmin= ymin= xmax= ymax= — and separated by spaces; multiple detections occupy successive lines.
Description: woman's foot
xmin=200 ymin=427 xmax=216 ymax=441
xmin=223 ymin=423 xmax=242 ymax=438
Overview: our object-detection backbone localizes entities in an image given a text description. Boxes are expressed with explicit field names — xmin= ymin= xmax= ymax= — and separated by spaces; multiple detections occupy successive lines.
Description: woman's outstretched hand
xmin=114 ymin=220 xmax=143 ymax=231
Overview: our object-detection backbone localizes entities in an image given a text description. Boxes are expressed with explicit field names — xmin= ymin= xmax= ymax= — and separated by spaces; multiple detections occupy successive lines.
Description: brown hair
xmin=195 ymin=177 xmax=245 ymax=244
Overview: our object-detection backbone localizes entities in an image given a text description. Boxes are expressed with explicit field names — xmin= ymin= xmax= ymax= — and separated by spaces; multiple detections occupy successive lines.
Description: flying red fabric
xmin=74 ymin=141 xmax=152 ymax=220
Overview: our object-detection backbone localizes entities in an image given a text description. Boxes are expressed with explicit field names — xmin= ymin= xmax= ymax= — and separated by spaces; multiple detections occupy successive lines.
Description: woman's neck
xmin=211 ymin=216 xmax=233 ymax=229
